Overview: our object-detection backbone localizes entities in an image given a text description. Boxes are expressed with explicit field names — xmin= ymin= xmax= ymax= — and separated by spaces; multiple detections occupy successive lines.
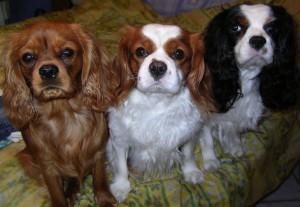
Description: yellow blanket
xmin=0 ymin=0 xmax=299 ymax=206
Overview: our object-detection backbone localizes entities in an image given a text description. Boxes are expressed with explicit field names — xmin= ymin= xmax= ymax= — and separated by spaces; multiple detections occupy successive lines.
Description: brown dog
xmin=2 ymin=21 xmax=116 ymax=207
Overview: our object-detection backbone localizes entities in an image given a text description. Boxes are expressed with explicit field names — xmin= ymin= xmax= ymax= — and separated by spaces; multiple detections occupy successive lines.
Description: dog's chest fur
xmin=109 ymin=88 xmax=203 ymax=173
xmin=213 ymin=68 xmax=265 ymax=131
xmin=28 ymin=99 xmax=105 ymax=177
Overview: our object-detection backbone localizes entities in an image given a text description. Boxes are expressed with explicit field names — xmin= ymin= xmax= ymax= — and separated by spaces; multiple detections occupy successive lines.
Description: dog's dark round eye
xmin=170 ymin=49 xmax=185 ymax=60
xmin=265 ymin=24 xmax=275 ymax=34
xmin=135 ymin=47 xmax=148 ymax=57
xmin=22 ymin=53 xmax=36 ymax=64
xmin=60 ymin=48 xmax=74 ymax=58
xmin=231 ymin=24 xmax=242 ymax=32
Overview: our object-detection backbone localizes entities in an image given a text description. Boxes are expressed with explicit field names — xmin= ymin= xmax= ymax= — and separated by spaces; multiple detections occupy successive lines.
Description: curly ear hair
xmin=112 ymin=25 xmax=136 ymax=104
xmin=186 ymin=33 xmax=216 ymax=113
xmin=203 ymin=6 xmax=242 ymax=113
xmin=72 ymin=24 xmax=116 ymax=112
xmin=258 ymin=5 xmax=299 ymax=109
xmin=2 ymin=33 xmax=36 ymax=129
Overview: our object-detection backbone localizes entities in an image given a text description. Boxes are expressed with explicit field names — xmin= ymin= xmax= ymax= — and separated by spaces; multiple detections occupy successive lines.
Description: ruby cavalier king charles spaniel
xmin=107 ymin=24 xmax=215 ymax=202
xmin=3 ymin=22 xmax=116 ymax=207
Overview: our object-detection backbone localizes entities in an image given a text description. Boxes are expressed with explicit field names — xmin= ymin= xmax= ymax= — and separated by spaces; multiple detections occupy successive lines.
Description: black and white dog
xmin=201 ymin=4 xmax=299 ymax=171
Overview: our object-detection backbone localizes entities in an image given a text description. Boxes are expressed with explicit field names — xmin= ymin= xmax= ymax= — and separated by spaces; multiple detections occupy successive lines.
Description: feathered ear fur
xmin=71 ymin=24 xmax=116 ymax=112
xmin=258 ymin=6 xmax=299 ymax=109
xmin=186 ymin=33 xmax=216 ymax=113
xmin=112 ymin=25 xmax=136 ymax=104
xmin=2 ymin=33 xmax=36 ymax=129
xmin=203 ymin=6 xmax=242 ymax=113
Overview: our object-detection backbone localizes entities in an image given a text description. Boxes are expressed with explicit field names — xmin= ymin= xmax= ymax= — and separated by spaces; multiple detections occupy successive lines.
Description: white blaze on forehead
xmin=240 ymin=4 xmax=274 ymax=27
xmin=142 ymin=24 xmax=182 ymax=47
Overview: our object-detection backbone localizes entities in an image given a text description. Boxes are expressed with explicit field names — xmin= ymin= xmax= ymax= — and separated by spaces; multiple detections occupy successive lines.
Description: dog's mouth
xmin=148 ymin=83 xmax=169 ymax=93
xmin=32 ymin=79 xmax=76 ymax=101
xmin=137 ymin=80 xmax=183 ymax=95
xmin=238 ymin=55 xmax=270 ymax=69
xmin=34 ymin=86 xmax=75 ymax=101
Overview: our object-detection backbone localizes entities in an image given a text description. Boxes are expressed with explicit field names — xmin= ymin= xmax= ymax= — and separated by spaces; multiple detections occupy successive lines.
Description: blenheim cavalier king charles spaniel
xmin=107 ymin=24 xmax=215 ymax=202
xmin=2 ymin=22 xmax=116 ymax=206
xmin=200 ymin=4 xmax=299 ymax=171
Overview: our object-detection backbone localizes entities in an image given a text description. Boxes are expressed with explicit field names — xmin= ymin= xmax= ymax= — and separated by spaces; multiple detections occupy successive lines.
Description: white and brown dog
xmin=107 ymin=24 xmax=215 ymax=202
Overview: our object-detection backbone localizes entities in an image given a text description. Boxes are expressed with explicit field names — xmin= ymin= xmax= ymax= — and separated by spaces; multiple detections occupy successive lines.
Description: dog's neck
xmin=239 ymin=66 xmax=262 ymax=95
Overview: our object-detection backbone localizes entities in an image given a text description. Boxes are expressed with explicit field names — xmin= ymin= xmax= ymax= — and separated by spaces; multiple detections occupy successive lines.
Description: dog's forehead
xmin=20 ymin=25 xmax=78 ymax=50
xmin=23 ymin=23 xmax=74 ymax=39
xmin=141 ymin=24 xmax=181 ymax=47
xmin=240 ymin=4 xmax=274 ymax=26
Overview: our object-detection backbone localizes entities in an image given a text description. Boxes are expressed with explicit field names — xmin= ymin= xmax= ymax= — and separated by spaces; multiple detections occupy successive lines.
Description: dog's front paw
xmin=94 ymin=190 xmax=116 ymax=207
xmin=204 ymin=158 xmax=221 ymax=172
xmin=231 ymin=148 xmax=244 ymax=157
xmin=222 ymin=137 xmax=244 ymax=157
xmin=110 ymin=178 xmax=131 ymax=203
xmin=224 ymin=145 xmax=244 ymax=157
xmin=183 ymin=167 xmax=204 ymax=184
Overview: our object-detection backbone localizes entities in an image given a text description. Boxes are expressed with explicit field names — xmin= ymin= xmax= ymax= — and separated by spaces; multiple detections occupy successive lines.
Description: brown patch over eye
xmin=170 ymin=49 xmax=185 ymax=60
xmin=129 ymin=37 xmax=155 ymax=76
xmin=164 ymin=37 xmax=193 ymax=77
xmin=231 ymin=17 xmax=249 ymax=33
xmin=133 ymin=38 xmax=154 ymax=58
xmin=237 ymin=17 xmax=249 ymax=28
xmin=230 ymin=16 xmax=249 ymax=41
xmin=165 ymin=38 xmax=190 ymax=62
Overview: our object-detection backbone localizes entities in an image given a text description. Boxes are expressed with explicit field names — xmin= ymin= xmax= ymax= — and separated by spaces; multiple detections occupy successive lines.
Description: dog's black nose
xmin=149 ymin=61 xmax=167 ymax=80
xmin=39 ymin=65 xmax=59 ymax=80
xmin=249 ymin=36 xmax=266 ymax=50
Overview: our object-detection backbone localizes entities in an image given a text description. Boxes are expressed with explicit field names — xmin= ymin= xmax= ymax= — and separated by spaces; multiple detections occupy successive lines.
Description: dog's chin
xmin=237 ymin=55 xmax=272 ymax=69
xmin=236 ymin=47 xmax=274 ymax=69
xmin=33 ymin=86 xmax=76 ymax=102
xmin=138 ymin=83 xmax=181 ymax=95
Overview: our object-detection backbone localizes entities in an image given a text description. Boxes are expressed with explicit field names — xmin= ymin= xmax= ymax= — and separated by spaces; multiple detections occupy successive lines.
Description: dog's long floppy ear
xmin=259 ymin=6 xmax=299 ymax=109
xmin=72 ymin=24 xmax=116 ymax=112
xmin=112 ymin=25 xmax=136 ymax=104
xmin=2 ymin=33 xmax=36 ymax=129
xmin=203 ymin=7 xmax=242 ymax=113
xmin=186 ymin=33 xmax=216 ymax=113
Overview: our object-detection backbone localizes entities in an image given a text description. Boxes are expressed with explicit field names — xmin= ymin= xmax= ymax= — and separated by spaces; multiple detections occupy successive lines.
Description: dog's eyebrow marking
xmin=142 ymin=24 xmax=181 ymax=48
xmin=241 ymin=4 xmax=272 ymax=28
xmin=237 ymin=16 xmax=249 ymax=28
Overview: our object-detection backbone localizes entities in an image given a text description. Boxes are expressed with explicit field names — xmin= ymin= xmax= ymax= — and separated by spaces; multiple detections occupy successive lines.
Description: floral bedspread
xmin=0 ymin=0 xmax=299 ymax=206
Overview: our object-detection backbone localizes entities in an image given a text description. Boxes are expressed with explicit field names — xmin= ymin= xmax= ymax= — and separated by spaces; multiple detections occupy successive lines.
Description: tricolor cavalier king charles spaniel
xmin=201 ymin=4 xmax=299 ymax=171
xmin=2 ymin=22 xmax=116 ymax=206
xmin=107 ymin=24 xmax=215 ymax=202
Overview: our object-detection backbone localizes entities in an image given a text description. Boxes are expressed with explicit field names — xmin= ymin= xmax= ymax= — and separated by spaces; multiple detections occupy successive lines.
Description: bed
xmin=0 ymin=0 xmax=299 ymax=206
